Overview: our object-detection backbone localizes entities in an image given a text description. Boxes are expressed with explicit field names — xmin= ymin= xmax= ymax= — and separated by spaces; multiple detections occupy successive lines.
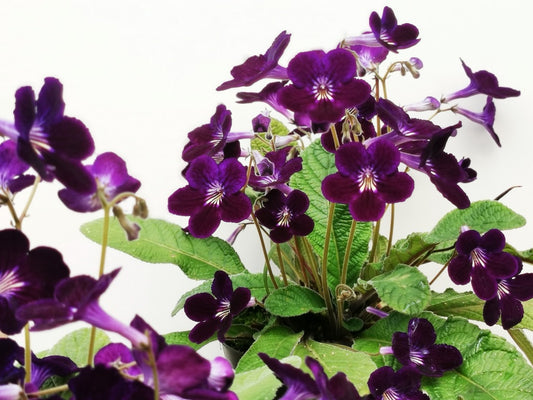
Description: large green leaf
xmin=290 ymin=140 xmax=371 ymax=289
xmin=294 ymin=339 xmax=376 ymax=395
xmin=44 ymin=328 xmax=110 ymax=367
xmin=426 ymin=200 xmax=526 ymax=243
xmin=235 ymin=325 xmax=304 ymax=373
xmin=81 ymin=217 xmax=245 ymax=280
xmin=264 ymin=285 xmax=326 ymax=317
xmin=353 ymin=312 xmax=533 ymax=399
xmin=369 ymin=264 xmax=430 ymax=315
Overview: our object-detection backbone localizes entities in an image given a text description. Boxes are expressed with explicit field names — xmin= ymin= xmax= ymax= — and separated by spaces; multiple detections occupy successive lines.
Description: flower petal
xmin=184 ymin=293 xmax=218 ymax=321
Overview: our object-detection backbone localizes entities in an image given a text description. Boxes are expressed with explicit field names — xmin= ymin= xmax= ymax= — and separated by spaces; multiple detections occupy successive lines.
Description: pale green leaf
xmin=264 ymin=285 xmax=325 ymax=317
xmin=46 ymin=328 xmax=110 ymax=367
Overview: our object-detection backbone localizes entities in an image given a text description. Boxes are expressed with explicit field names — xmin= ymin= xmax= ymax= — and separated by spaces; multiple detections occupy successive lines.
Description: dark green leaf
xmin=383 ymin=233 xmax=437 ymax=271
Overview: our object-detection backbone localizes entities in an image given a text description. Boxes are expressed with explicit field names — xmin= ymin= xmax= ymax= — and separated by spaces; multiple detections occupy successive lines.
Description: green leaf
xmin=45 ymin=328 xmax=110 ymax=367
xmin=354 ymin=312 xmax=533 ymax=400
xmin=81 ymin=217 xmax=245 ymax=280
xmin=163 ymin=331 xmax=213 ymax=351
xmin=290 ymin=140 xmax=371 ymax=289
xmin=236 ymin=325 xmax=304 ymax=373
xmin=264 ymin=285 xmax=326 ymax=317
xmin=172 ymin=273 xmax=282 ymax=315
xmin=383 ymin=233 xmax=437 ymax=271
xmin=232 ymin=356 xmax=302 ymax=400
xmin=426 ymin=200 xmax=526 ymax=243
xmin=369 ymin=264 xmax=430 ymax=315
xmin=294 ymin=339 xmax=376 ymax=395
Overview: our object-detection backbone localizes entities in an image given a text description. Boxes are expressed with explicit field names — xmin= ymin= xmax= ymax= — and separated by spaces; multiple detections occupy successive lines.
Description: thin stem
xmin=276 ymin=243 xmax=288 ymax=286
xmin=508 ymin=328 xmax=533 ymax=365
xmin=369 ymin=219 xmax=381 ymax=263
xmin=386 ymin=203 xmax=395 ymax=256
xmin=251 ymin=212 xmax=278 ymax=289
xmin=330 ymin=123 xmax=340 ymax=150
xmin=292 ymin=237 xmax=310 ymax=287
xmin=429 ymin=252 xmax=455 ymax=286
xmin=146 ymin=338 xmax=160 ymax=400
xmin=18 ymin=175 xmax=41 ymax=228
xmin=340 ymin=220 xmax=357 ymax=286
xmin=3 ymin=191 xmax=21 ymax=228
xmin=321 ymin=203 xmax=337 ymax=328
xmin=374 ymin=76 xmax=381 ymax=135
xmin=24 ymin=324 xmax=31 ymax=384
xmin=301 ymin=237 xmax=321 ymax=293
xmin=27 ymin=384 xmax=69 ymax=398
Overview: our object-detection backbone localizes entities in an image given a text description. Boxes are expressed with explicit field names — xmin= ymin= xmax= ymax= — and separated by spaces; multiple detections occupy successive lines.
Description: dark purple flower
xmin=388 ymin=318 xmax=462 ymax=377
xmin=68 ymin=364 xmax=154 ymax=400
xmin=248 ymin=147 xmax=302 ymax=193
xmin=321 ymin=116 xmax=377 ymax=154
xmin=278 ymin=49 xmax=371 ymax=124
xmin=237 ymin=81 xmax=296 ymax=122
xmin=259 ymin=353 xmax=362 ymax=400
xmin=252 ymin=113 xmax=271 ymax=133
xmin=184 ymin=270 xmax=254 ymax=343
xmin=0 ymin=339 xmax=24 ymax=385
xmin=58 ymin=152 xmax=140 ymax=212
xmin=0 ymin=78 xmax=95 ymax=193
xmin=0 ymin=140 xmax=35 ymax=195
xmin=255 ymin=189 xmax=314 ymax=243
xmin=0 ymin=229 xmax=70 ymax=334
xmin=168 ymin=155 xmax=252 ymax=238
xmin=483 ymin=263 xmax=533 ymax=329
xmin=344 ymin=7 xmax=420 ymax=52
xmin=367 ymin=366 xmax=429 ymax=400
xmin=17 ymin=268 xmax=148 ymax=348
xmin=453 ymin=97 xmax=501 ymax=146
xmin=442 ymin=59 xmax=520 ymax=102
xmin=448 ymin=229 xmax=519 ymax=300
xmin=95 ymin=342 xmax=142 ymax=378
xmin=217 ymin=31 xmax=291 ymax=91
xmin=322 ymin=140 xmax=414 ymax=221
xmin=25 ymin=353 xmax=77 ymax=394
xmin=345 ymin=44 xmax=389 ymax=76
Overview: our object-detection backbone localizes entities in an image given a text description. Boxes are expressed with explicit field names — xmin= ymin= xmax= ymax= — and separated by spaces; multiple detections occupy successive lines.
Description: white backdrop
xmin=1 ymin=1 xmax=531 ymax=354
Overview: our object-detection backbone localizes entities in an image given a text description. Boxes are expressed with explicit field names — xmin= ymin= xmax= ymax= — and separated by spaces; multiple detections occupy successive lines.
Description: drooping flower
xmin=386 ymin=318 xmax=462 ymax=377
xmin=237 ymin=81 xmax=295 ymax=122
xmin=168 ymin=155 xmax=252 ymax=238
xmin=0 ymin=140 xmax=35 ymax=196
xmin=321 ymin=140 xmax=414 ymax=221
xmin=442 ymin=59 xmax=520 ymax=102
xmin=448 ymin=229 xmax=519 ymax=300
xmin=184 ymin=270 xmax=254 ymax=343
xmin=259 ymin=353 xmax=362 ymax=400
xmin=483 ymin=262 xmax=533 ymax=329
xmin=217 ymin=31 xmax=291 ymax=91
xmin=367 ymin=366 xmax=429 ymax=400
xmin=0 ymin=78 xmax=95 ymax=193
xmin=343 ymin=7 xmax=420 ymax=52
xmin=16 ymin=268 xmax=148 ymax=348
xmin=452 ymin=96 xmax=501 ymax=146
xmin=58 ymin=152 xmax=141 ymax=212
xmin=278 ymin=49 xmax=371 ymax=124
xmin=0 ymin=229 xmax=70 ymax=334
xmin=255 ymin=189 xmax=314 ymax=243
xmin=248 ymin=147 xmax=302 ymax=193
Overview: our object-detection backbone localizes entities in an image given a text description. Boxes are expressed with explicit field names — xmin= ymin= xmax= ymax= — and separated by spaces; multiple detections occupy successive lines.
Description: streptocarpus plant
xmin=0 ymin=6 xmax=532 ymax=400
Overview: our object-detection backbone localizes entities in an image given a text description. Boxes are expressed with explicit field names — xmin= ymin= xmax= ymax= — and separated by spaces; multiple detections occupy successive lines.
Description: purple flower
xmin=388 ymin=318 xmax=462 ymax=377
xmin=346 ymin=44 xmax=389 ymax=75
xmin=442 ymin=59 xmax=520 ymax=102
xmin=95 ymin=343 xmax=142 ymax=378
xmin=448 ymin=229 xmax=519 ymax=300
xmin=58 ymin=152 xmax=141 ymax=212
xmin=344 ymin=7 xmax=420 ymax=53
xmin=0 ymin=78 xmax=95 ymax=193
xmin=217 ymin=31 xmax=291 ymax=91
xmin=453 ymin=97 xmax=501 ymax=146
xmin=248 ymin=147 xmax=302 ymax=193
xmin=0 ymin=140 xmax=35 ymax=195
xmin=68 ymin=364 xmax=154 ymax=400
xmin=168 ymin=155 xmax=252 ymax=238
xmin=322 ymin=140 xmax=414 ymax=221
xmin=25 ymin=353 xmax=78 ymax=394
xmin=259 ymin=353 xmax=362 ymax=400
xmin=237 ymin=81 xmax=295 ymax=122
xmin=16 ymin=268 xmax=148 ymax=348
xmin=0 ymin=229 xmax=70 ymax=334
xmin=278 ymin=49 xmax=371 ymax=124
xmin=483 ymin=263 xmax=533 ymax=329
xmin=367 ymin=366 xmax=429 ymax=400
xmin=0 ymin=339 xmax=24 ymax=385
xmin=255 ymin=189 xmax=314 ymax=243
xmin=403 ymin=97 xmax=440 ymax=112
xmin=184 ymin=270 xmax=254 ymax=343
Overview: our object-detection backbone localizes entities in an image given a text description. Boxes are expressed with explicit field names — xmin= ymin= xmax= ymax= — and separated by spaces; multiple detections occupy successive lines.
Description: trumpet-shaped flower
xmin=367 ymin=366 xmax=429 ymax=400
xmin=453 ymin=96 xmax=500 ymax=146
xmin=0 ymin=140 xmax=35 ymax=195
xmin=248 ymin=147 xmax=302 ymax=193
xmin=322 ymin=140 xmax=414 ymax=221
xmin=0 ymin=78 xmax=95 ymax=193
xmin=168 ymin=155 xmax=251 ymax=238
xmin=184 ymin=270 xmax=254 ymax=343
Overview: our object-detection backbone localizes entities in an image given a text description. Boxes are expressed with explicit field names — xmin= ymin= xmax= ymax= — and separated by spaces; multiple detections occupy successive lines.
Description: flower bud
xmin=113 ymin=206 xmax=140 ymax=241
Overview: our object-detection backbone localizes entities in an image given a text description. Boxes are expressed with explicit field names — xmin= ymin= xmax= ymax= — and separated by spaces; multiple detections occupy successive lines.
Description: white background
xmin=1 ymin=1 xmax=531 ymax=355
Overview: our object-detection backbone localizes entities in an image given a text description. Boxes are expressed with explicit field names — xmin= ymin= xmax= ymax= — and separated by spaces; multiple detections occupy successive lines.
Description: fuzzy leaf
xmin=264 ymin=285 xmax=326 ymax=317
xmin=236 ymin=325 xmax=304 ymax=373
xmin=290 ymin=139 xmax=371 ymax=289
xmin=426 ymin=200 xmax=526 ymax=243
xmin=369 ymin=264 xmax=430 ymax=315
xmin=81 ymin=217 xmax=245 ymax=280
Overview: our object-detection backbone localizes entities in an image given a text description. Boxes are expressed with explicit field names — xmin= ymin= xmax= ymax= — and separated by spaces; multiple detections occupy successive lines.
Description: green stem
xmin=340 ymin=220 xmax=357 ymax=286
xmin=251 ymin=212 xmax=278 ymax=290
xmin=508 ymin=328 xmax=533 ymax=365
xmin=292 ymin=237 xmax=310 ymax=287
xmin=428 ymin=252 xmax=455 ymax=286
xmin=24 ymin=324 xmax=31 ymax=384
xmin=18 ymin=175 xmax=41 ymax=228
xmin=321 ymin=203 xmax=337 ymax=329
xmin=276 ymin=243 xmax=288 ymax=286
xmin=27 ymin=384 xmax=69 ymax=398
xmin=301 ymin=236 xmax=321 ymax=293
xmin=330 ymin=123 xmax=340 ymax=149
xmin=369 ymin=218 xmax=381 ymax=263
xmin=386 ymin=204 xmax=395 ymax=257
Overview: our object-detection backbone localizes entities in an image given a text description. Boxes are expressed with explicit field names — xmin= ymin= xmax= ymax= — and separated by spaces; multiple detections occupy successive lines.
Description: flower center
xmin=215 ymin=299 xmax=231 ymax=320
xmin=276 ymin=206 xmax=292 ymax=227
xmin=205 ymin=182 xmax=225 ymax=206
xmin=0 ymin=267 xmax=26 ymax=299
xmin=409 ymin=349 xmax=428 ymax=366
xmin=313 ymin=77 xmax=334 ymax=101
xmin=382 ymin=387 xmax=401 ymax=400
xmin=29 ymin=126 xmax=52 ymax=153
xmin=470 ymin=248 xmax=488 ymax=268
xmin=358 ymin=167 xmax=377 ymax=192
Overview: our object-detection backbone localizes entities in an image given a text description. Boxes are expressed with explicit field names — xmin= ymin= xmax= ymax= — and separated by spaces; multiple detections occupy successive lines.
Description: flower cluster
xmin=0 ymin=5 xmax=530 ymax=400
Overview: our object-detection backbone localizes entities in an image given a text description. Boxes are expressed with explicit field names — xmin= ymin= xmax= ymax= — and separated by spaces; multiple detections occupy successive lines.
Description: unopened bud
xmin=133 ymin=198 xmax=149 ymax=219
xmin=113 ymin=206 xmax=140 ymax=241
